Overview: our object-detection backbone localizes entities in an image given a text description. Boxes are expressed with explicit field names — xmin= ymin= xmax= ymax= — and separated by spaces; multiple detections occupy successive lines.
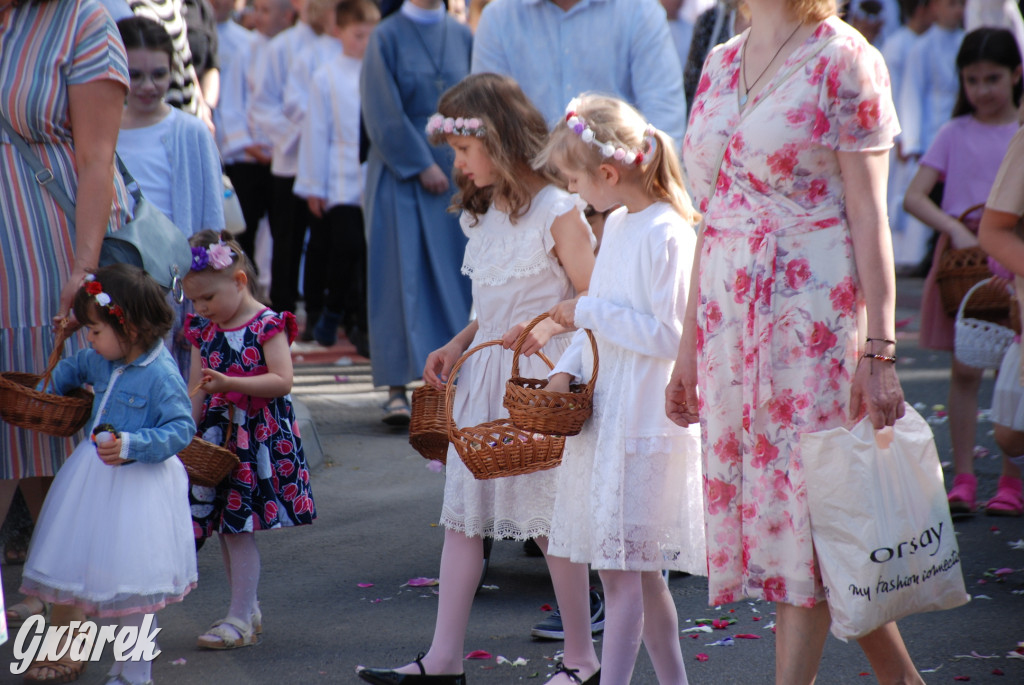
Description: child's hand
xmin=549 ymin=297 xmax=580 ymax=328
xmin=665 ymin=352 xmax=699 ymax=427
xmin=950 ymin=223 xmax=980 ymax=250
xmin=199 ymin=369 xmax=233 ymax=394
xmin=503 ymin=318 xmax=559 ymax=357
xmin=423 ymin=343 xmax=463 ymax=390
xmin=95 ymin=434 xmax=129 ymax=466
xmin=546 ymin=372 xmax=572 ymax=394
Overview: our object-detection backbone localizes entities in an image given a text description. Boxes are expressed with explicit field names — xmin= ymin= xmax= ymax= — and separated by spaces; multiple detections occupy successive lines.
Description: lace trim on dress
xmin=439 ymin=509 xmax=553 ymax=541
xmin=460 ymin=189 xmax=582 ymax=286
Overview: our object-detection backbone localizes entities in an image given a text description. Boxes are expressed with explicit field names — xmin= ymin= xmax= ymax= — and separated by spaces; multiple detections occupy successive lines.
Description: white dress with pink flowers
xmin=682 ymin=17 xmax=899 ymax=608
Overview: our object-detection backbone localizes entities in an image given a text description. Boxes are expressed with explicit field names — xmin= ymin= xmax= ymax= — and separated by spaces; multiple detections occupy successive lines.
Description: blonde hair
xmin=429 ymin=73 xmax=558 ymax=225
xmin=535 ymin=94 xmax=699 ymax=224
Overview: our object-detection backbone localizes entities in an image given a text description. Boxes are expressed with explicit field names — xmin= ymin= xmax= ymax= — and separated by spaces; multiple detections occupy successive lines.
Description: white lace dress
xmin=440 ymin=185 xmax=591 ymax=539
xmin=547 ymin=203 xmax=707 ymax=572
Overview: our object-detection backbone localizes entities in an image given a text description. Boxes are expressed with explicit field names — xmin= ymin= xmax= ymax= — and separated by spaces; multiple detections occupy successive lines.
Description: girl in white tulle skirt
xmin=19 ymin=264 xmax=197 ymax=685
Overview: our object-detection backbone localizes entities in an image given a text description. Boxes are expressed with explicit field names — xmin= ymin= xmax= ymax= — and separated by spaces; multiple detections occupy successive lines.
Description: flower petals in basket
xmin=178 ymin=406 xmax=240 ymax=487
xmin=504 ymin=313 xmax=598 ymax=436
xmin=444 ymin=339 xmax=564 ymax=480
xmin=0 ymin=321 xmax=93 ymax=437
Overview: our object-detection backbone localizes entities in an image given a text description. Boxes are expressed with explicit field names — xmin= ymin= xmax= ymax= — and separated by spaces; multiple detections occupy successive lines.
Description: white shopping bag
xmin=800 ymin=405 xmax=969 ymax=641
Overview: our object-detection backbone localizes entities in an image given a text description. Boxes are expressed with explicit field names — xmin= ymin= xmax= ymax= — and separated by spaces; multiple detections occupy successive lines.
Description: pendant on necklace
xmin=739 ymin=92 xmax=748 ymax=106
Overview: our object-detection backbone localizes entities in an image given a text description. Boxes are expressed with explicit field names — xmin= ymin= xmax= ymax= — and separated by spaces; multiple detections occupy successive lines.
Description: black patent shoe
xmin=356 ymin=653 xmax=467 ymax=685
xmin=545 ymin=662 xmax=600 ymax=685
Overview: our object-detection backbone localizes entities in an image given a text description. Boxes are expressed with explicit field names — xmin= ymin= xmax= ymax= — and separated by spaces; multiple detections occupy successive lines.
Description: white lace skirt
xmin=547 ymin=345 xmax=707 ymax=572
xmin=21 ymin=440 xmax=198 ymax=617
xmin=992 ymin=341 xmax=1024 ymax=431
xmin=440 ymin=334 xmax=570 ymax=540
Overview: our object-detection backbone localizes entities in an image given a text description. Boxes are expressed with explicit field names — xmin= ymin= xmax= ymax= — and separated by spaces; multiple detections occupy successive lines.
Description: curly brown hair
xmin=72 ymin=264 xmax=174 ymax=350
xmin=428 ymin=73 xmax=558 ymax=226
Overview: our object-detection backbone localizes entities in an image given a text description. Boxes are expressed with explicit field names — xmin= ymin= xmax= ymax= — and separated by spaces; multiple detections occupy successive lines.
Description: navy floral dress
xmin=185 ymin=309 xmax=315 ymax=537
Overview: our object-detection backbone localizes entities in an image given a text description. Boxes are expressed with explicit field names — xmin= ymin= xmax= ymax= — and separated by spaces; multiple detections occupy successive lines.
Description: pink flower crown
xmin=564 ymin=97 xmax=656 ymax=166
xmin=426 ymin=114 xmax=486 ymax=138
xmin=82 ymin=274 xmax=126 ymax=326
xmin=190 ymin=242 xmax=236 ymax=271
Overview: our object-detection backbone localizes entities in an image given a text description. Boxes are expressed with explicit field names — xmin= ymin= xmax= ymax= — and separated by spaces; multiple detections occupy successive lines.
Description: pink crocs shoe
xmin=984 ymin=476 xmax=1023 ymax=517
xmin=947 ymin=473 xmax=978 ymax=514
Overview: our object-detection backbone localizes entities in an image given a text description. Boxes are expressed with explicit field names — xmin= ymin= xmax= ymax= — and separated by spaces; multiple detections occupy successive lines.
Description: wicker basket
xmin=0 ymin=322 xmax=93 ymax=437
xmin=504 ymin=313 xmax=598 ymax=436
xmin=935 ymin=203 xmax=1010 ymax=319
xmin=409 ymin=384 xmax=452 ymax=463
xmin=179 ymin=411 xmax=240 ymax=487
xmin=445 ymin=340 xmax=564 ymax=480
xmin=955 ymin=279 xmax=1015 ymax=370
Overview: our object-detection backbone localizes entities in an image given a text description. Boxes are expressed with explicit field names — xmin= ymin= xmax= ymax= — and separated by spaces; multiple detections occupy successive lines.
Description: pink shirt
xmin=920 ymin=115 xmax=1020 ymax=220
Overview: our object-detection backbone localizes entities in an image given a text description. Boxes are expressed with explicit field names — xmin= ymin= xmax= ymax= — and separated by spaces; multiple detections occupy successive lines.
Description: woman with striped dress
xmin=1 ymin=0 xmax=130 ymax=680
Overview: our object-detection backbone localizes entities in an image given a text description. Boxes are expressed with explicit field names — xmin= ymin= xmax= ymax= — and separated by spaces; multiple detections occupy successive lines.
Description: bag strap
xmin=0 ymin=113 xmax=78 ymax=225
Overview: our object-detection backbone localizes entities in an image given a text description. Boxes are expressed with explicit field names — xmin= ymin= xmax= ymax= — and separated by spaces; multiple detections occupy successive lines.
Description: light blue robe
xmin=360 ymin=11 xmax=473 ymax=387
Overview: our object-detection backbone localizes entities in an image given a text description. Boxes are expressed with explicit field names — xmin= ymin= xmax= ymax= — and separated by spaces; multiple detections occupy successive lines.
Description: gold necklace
xmin=739 ymin=21 xmax=802 ymax=107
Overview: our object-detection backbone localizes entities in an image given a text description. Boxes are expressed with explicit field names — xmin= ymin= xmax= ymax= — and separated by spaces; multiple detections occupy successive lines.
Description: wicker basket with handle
xmin=445 ymin=340 xmax=564 ymax=480
xmin=410 ymin=339 xmax=554 ymax=463
xmin=178 ymin=405 xmax=240 ymax=487
xmin=935 ymin=203 xmax=1011 ymax=319
xmin=0 ymin=320 xmax=93 ymax=437
xmin=504 ymin=313 xmax=598 ymax=436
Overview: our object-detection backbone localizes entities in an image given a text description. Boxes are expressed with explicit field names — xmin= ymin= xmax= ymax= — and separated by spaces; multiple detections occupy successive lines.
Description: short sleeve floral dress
xmin=185 ymin=309 xmax=316 ymax=537
xmin=682 ymin=17 xmax=899 ymax=608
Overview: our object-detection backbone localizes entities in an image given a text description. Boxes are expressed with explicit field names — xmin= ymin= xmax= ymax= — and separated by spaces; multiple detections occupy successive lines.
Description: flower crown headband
xmin=82 ymin=274 xmax=126 ymax=327
xmin=426 ymin=114 xmax=486 ymax=137
xmin=190 ymin=242 xmax=236 ymax=272
xmin=563 ymin=97 xmax=656 ymax=166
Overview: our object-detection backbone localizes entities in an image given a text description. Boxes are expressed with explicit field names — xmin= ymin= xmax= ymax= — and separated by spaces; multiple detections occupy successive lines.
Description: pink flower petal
xmin=540 ymin=603 xmax=553 ymax=612
xmin=734 ymin=634 xmax=761 ymax=639
xmin=407 ymin=577 xmax=439 ymax=587
xmin=695 ymin=653 xmax=709 ymax=662
xmin=357 ymin=583 xmax=374 ymax=588
xmin=954 ymin=677 xmax=971 ymax=681
xmin=994 ymin=568 xmax=1014 ymax=576
xmin=465 ymin=650 xmax=492 ymax=660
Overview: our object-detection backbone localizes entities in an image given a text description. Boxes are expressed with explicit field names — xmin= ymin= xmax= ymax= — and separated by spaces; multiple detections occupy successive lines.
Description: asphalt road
xmin=1 ymin=275 xmax=1022 ymax=684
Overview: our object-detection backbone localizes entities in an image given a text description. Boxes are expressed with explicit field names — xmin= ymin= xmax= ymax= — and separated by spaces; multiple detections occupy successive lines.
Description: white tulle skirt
xmin=21 ymin=440 xmax=197 ymax=617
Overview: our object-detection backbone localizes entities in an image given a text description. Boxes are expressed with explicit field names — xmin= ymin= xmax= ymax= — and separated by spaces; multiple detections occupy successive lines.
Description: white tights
xmin=105 ymin=613 xmax=156 ymax=684
xmin=220 ymin=532 xmax=260 ymax=631
xmin=597 ymin=570 xmax=688 ymax=685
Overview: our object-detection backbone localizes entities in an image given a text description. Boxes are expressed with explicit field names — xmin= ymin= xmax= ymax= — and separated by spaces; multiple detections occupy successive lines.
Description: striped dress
xmin=0 ymin=0 xmax=131 ymax=479
xmin=129 ymin=0 xmax=199 ymax=114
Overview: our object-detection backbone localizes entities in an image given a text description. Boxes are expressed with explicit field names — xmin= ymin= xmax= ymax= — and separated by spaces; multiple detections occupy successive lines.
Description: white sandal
xmin=196 ymin=616 xmax=257 ymax=650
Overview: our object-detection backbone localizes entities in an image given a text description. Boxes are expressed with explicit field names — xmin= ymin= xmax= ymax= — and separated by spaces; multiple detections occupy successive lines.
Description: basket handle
xmin=510 ymin=313 xmax=599 ymax=392
xmin=443 ymin=339 xmax=504 ymax=435
xmin=957 ymin=203 xmax=987 ymax=224
xmin=39 ymin=319 xmax=78 ymax=392
xmin=221 ymin=402 xmax=235 ymax=449
xmin=956 ymin=277 xmax=1012 ymax=320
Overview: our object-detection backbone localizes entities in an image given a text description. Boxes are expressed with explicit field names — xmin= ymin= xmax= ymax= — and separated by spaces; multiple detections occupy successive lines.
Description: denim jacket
xmin=47 ymin=342 xmax=195 ymax=464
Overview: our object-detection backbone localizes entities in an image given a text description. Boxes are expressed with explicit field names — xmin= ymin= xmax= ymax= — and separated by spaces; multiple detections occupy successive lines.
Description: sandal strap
xmin=414 ymin=652 xmax=428 ymax=676
xmin=553 ymin=663 xmax=584 ymax=685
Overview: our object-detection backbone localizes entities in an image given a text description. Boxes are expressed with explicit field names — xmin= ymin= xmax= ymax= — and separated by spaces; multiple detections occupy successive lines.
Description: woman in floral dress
xmin=668 ymin=0 xmax=923 ymax=682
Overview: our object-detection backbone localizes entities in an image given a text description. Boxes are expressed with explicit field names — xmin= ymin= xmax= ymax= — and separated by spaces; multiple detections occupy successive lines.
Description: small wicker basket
xmin=936 ymin=203 xmax=1010 ymax=319
xmin=409 ymin=384 xmax=451 ymax=463
xmin=445 ymin=340 xmax=564 ymax=480
xmin=179 ymin=410 xmax=240 ymax=487
xmin=0 ymin=322 xmax=93 ymax=437
xmin=954 ymin=279 xmax=1015 ymax=370
xmin=504 ymin=313 xmax=598 ymax=436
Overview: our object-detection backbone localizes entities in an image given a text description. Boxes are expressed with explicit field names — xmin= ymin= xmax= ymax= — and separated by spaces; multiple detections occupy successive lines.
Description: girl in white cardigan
xmin=539 ymin=94 xmax=707 ymax=685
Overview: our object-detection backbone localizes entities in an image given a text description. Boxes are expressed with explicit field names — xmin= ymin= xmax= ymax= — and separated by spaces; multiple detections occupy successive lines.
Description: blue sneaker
xmin=531 ymin=590 xmax=605 ymax=640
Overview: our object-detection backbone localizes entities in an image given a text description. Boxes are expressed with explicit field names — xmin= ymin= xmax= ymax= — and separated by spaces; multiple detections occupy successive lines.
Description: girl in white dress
xmin=540 ymin=94 xmax=707 ymax=685
xmin=357 ymin=73 xmax=598 ymax=685
xmin=20 ymin=264 xmax=197 ymax=685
